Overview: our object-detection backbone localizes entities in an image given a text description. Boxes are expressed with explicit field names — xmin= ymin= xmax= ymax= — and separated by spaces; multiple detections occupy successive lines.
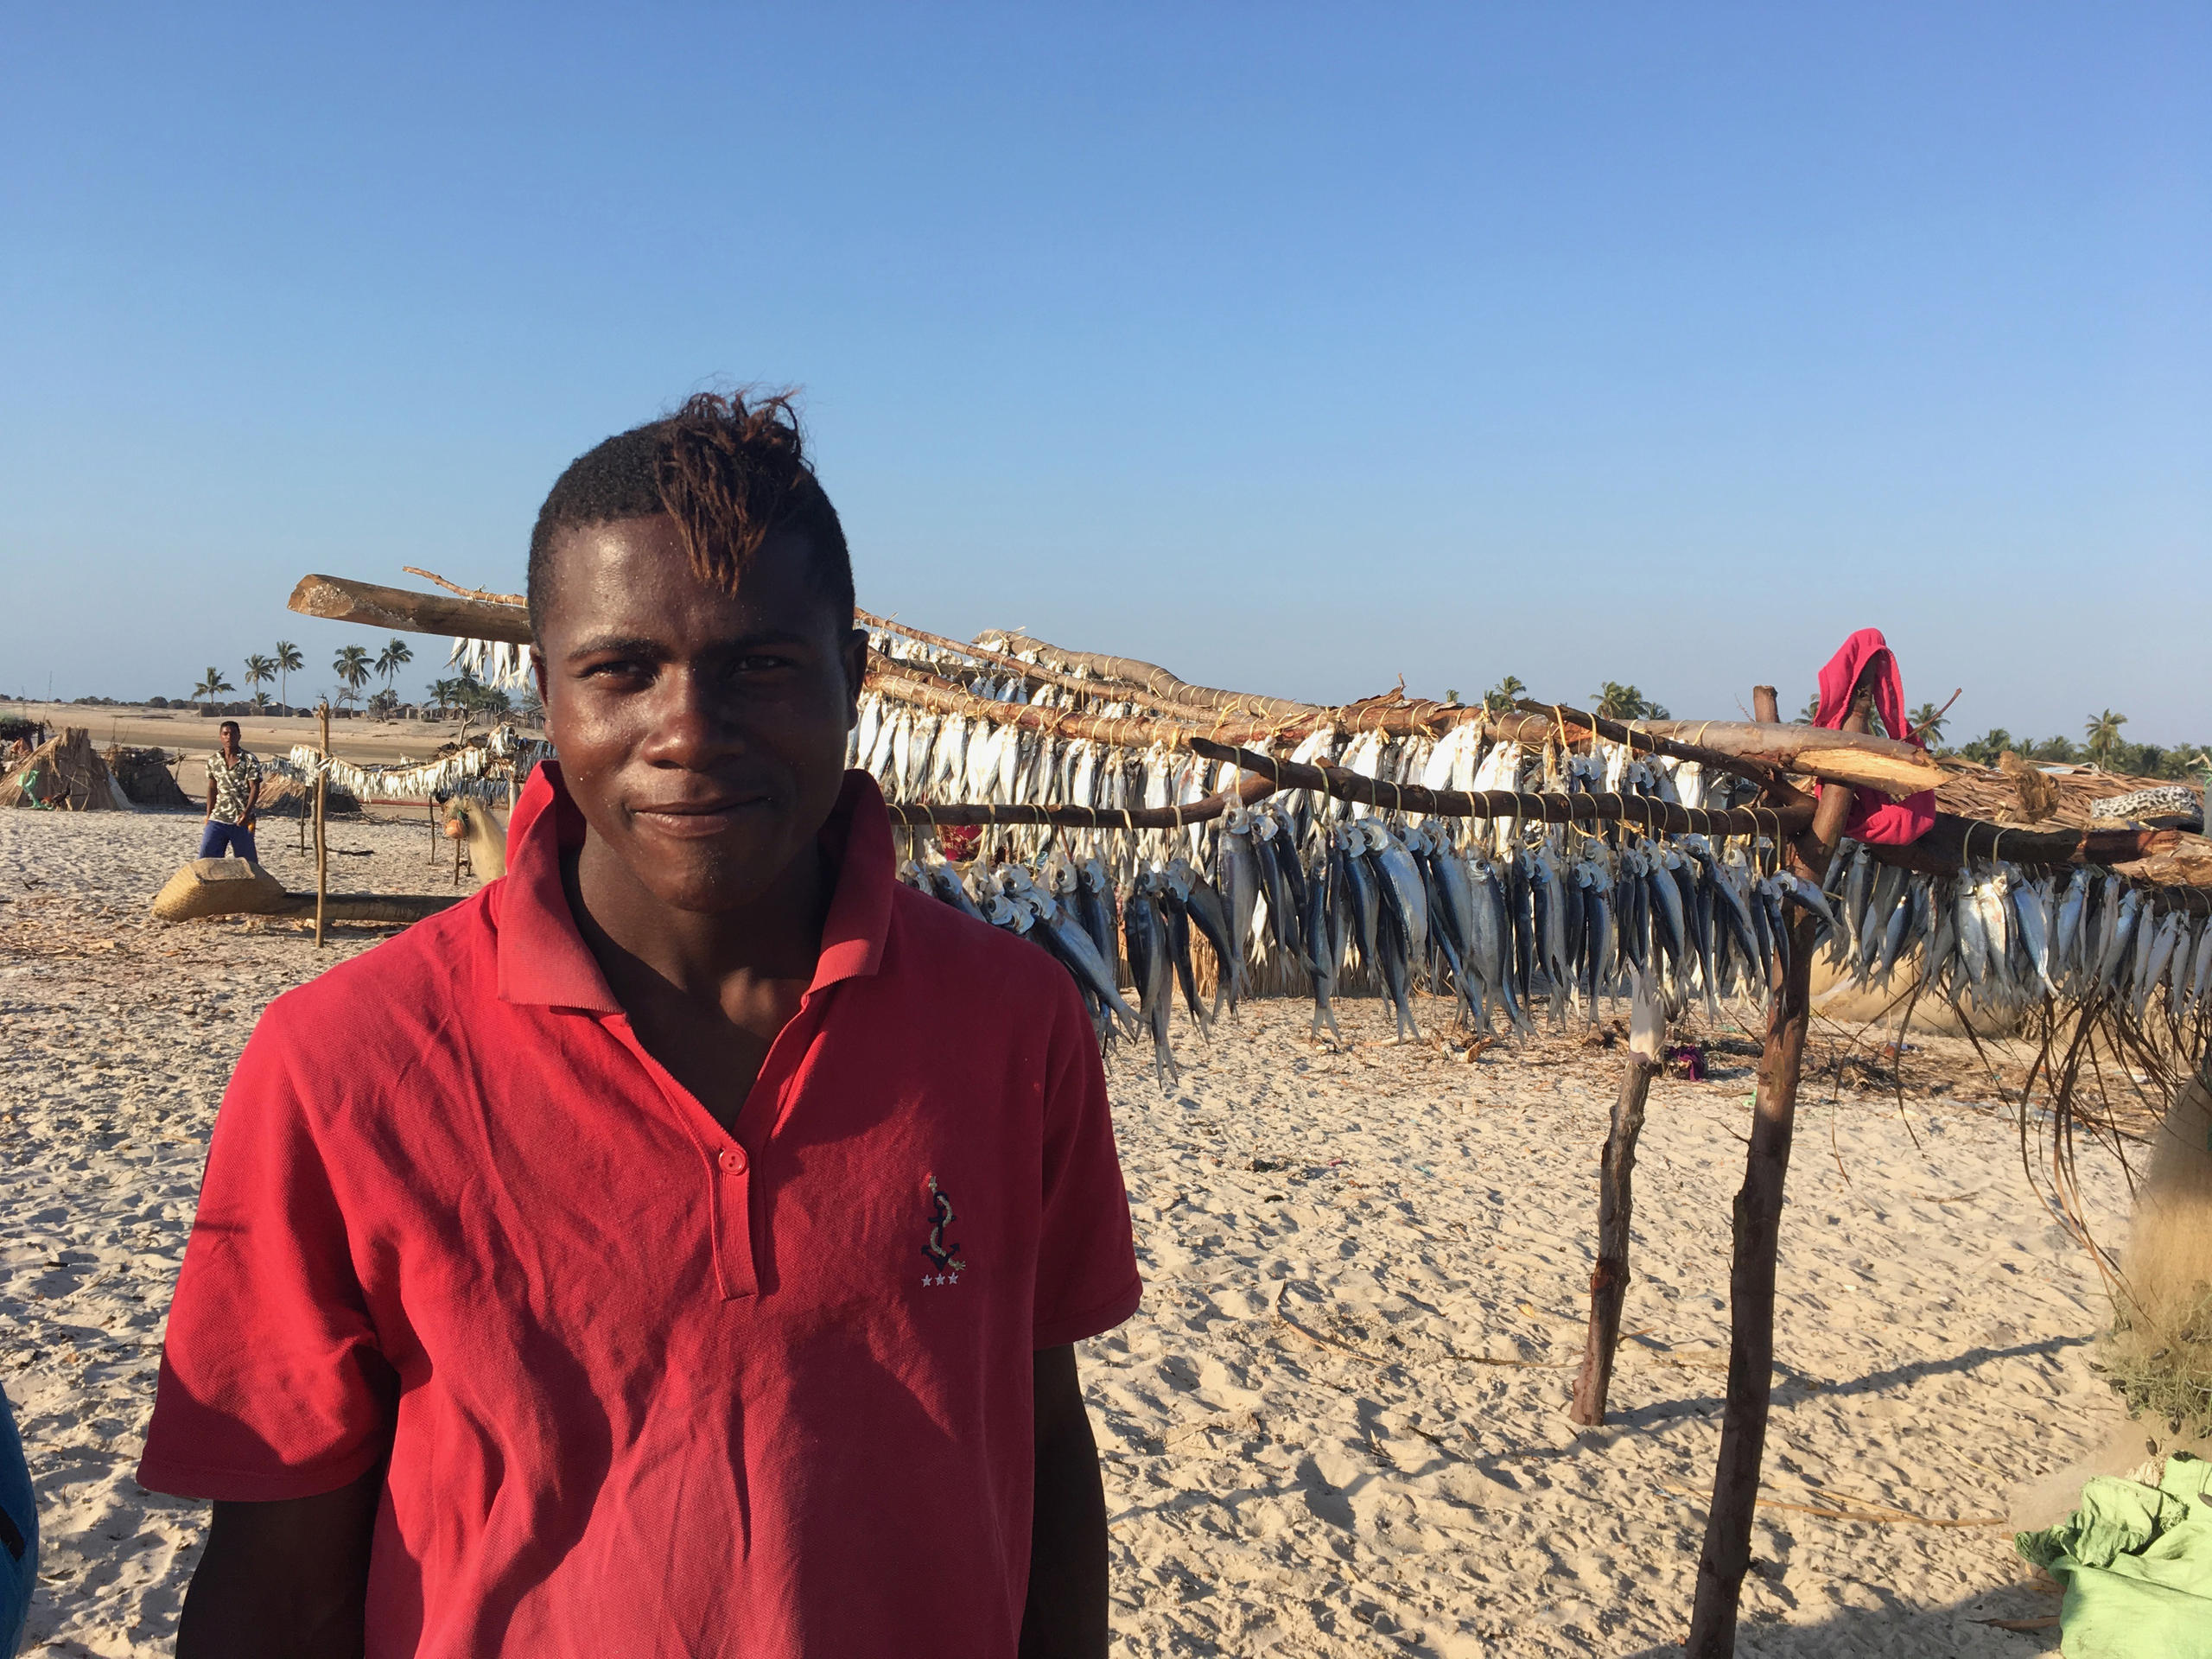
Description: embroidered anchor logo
xmin=920 ymin=1173 xmax=966 ymax=1287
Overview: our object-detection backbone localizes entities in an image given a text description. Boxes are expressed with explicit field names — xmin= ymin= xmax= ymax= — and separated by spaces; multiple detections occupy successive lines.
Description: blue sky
xmin=3 ymin=3 xmax=2206 ymax=744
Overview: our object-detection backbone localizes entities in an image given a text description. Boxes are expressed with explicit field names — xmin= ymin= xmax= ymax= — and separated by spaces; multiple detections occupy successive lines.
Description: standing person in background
xmin=200 ymin=720 xmax=261 ymax=861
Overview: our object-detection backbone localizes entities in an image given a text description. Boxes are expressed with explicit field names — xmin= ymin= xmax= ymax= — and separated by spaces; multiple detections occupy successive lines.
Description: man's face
xmin=219 ymin=725 xmax=239 ymax=755
xmin=533 ymin=514 xmax=867 ymax=914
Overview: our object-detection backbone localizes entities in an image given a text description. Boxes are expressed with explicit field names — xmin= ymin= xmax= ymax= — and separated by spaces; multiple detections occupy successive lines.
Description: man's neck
xmin=564 ymin=832 xmax=833 ymax=1006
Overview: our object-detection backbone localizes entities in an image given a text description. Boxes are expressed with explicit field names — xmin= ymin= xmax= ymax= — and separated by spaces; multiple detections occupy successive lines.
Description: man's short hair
xmin=218 ymin=721 xmax=241 ymax=739
xmin=526 ymin=391 xmax=855 ymax=634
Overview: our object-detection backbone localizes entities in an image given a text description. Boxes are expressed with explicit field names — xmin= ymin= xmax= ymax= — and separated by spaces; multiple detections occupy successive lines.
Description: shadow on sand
xmin=1612 ymin=1580 xmax=2063 ymax=1657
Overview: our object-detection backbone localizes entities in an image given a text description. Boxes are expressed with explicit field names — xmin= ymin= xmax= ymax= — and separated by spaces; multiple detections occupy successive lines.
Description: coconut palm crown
xmin=333 ymin=644 xmax=373 ymax=707
xmin=273 ymin=640 xmax=304 ymax=711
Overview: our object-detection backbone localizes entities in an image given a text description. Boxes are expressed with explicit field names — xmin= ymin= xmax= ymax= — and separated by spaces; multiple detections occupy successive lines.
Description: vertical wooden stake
xmin=1685 ymin=686 xmax=1866 ymax=1656
xmin=313 ymin=701 xmax=330 ymax=949
xmin=1570 ymin=973 xmax=1662 ymax=1425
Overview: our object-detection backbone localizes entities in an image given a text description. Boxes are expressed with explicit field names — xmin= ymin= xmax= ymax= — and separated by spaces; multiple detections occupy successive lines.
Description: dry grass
xmin=2096 ymin=1284 xmax=2212 ymax=1440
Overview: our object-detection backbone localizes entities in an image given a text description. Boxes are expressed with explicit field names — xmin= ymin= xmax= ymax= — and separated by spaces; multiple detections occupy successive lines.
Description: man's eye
xmin=583 ymin=660 xmax=650 ymax=680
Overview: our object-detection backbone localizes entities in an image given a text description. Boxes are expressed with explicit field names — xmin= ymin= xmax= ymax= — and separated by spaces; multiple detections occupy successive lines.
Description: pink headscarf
xmin=1812 ymin=628 xmax=1936 ymax=846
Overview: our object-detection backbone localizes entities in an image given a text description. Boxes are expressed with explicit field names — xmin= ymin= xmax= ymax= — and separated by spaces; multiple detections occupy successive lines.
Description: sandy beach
xmin=3 ymin=804 xmax=2139 ymax=1656
xmin=3 ymin=702 xmax=527 ymax=804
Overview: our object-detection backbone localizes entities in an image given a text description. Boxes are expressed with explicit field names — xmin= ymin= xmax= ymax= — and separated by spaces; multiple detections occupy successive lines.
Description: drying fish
xmin=1303 ymin=849 xmax=1348 ymax=1046
xmin=1156 ymin=864 xmax=1212 ymax=1038
xmin=1121 ymin=880 xmax=1180 ymax=1089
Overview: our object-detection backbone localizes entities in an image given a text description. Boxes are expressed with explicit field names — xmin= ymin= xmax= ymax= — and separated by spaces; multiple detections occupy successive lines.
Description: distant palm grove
xmin=130 ymin=637 xmax=537 ymax=723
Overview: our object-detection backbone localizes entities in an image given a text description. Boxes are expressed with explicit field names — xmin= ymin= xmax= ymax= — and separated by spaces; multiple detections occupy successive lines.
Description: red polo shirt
xmin=138 ymin=766 xmax=1141 ymax=1657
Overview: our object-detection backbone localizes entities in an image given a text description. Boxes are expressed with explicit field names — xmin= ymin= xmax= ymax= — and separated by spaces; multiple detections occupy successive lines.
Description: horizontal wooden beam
xmin=884 ymin=771 xmax=1275 ymax=830
xmin=1864 ymin=819 xmax=2182 ymax=875
xmin=287 ymin=575 xmax=534 ymax=645
xmin=1630 ymin=718 xmax=1945 ymax=798
xmin=863 ymin=610 xmax=1229 ymax=721
xmin=276 ymin=570 xmax=1954 ymax=802
xmin=976 ymin=628 xmax=1327 ymax=721
xmin=1510 ymin=699 xmax=1796 ymax=795
xmin=1186 ymin=739 xmax=1818 ymax=836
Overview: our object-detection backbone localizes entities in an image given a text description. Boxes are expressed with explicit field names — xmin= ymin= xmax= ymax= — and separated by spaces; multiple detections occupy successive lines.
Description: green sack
xmin=2017 ymin=1453 xmax=2212 ymax=1657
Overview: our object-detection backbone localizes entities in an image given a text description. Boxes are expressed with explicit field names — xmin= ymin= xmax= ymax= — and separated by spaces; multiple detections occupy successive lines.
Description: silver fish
xmin=2012 ymin=876 xmax=2056 ymax=999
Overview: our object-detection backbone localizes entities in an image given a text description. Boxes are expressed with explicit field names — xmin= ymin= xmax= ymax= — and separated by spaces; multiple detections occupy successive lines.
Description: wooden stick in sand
xmin=314 ymin=701 xmax=330 ymax=949
xmin=1684 ymin=678 xmax=1870 ymax=1657
xmin=1569 ymin=973 xmax=1664 ymax=1426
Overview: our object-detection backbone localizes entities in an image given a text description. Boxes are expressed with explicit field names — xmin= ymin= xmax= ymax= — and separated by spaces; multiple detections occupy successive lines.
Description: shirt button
xmin=720 ymin=1149 xmax=745 ymax=1173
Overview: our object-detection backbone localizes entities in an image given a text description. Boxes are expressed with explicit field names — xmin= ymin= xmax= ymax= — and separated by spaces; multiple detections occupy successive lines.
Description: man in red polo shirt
xmin=139 ymin=391 xmax=1141 ymax=1657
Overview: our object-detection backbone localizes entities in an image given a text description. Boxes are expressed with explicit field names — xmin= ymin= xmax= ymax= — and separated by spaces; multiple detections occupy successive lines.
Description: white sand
xmin=3 ymin=808 xmax=2139 ymax=1655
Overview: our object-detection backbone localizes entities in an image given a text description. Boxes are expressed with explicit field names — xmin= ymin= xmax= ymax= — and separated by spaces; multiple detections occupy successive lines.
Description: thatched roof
xmin=1926 ymin=756 xmax=2212 ymax=890
xmin=254 ymin=774 xmax=363 ymax=819
xmin=0 ymin=727 xmax=129 ymax=810
xmin=1933 ymin=759 xmax=2199 ymax=830
xmin=105 ymin=746 xmax=191 ymax=809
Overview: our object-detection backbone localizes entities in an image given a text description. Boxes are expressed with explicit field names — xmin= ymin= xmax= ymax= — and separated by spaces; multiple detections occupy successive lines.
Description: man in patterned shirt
xmin=200 ymin=720 xmax=262 ymax=861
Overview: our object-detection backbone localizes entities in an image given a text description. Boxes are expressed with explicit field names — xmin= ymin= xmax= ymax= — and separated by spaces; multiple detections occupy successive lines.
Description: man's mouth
xmin=630 ymin=794 xmax=772 ymax=837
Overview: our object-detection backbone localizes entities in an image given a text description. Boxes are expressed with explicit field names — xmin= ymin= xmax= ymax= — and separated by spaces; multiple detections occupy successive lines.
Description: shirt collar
xmin=496 ymin=763 xmax=895 ymax=1011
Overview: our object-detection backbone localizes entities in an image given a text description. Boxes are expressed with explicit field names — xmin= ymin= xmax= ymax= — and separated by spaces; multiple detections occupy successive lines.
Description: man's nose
xmin=639 ymin=670 xmax=742 ymax=768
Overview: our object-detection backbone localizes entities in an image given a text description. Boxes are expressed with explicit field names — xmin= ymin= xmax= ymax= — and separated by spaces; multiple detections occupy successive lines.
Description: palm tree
xmin=1483 ymin=675 xmax=1526 ymax=713
xmin=374 ymin=636 xmax=414 ymax=699
xmin=273 ymin=640 xmax=303 ymax=712
xmin=192 ymin=666 xmax=234 ymax=713
xmin=243 ymin=653 xmax=276 ymax=706
xmin=2084 ymin=709 xmax=2127 ymax=768
xmin=333 ymin=644 xmax=372 ymax=708
xmin=1961 ymin=728 xmax=2014 ymax=766
xmin=1908 ymin=701 xmax=1948 ymax=748
xmin=1591 ymin=682 xmax=1669 ymax=721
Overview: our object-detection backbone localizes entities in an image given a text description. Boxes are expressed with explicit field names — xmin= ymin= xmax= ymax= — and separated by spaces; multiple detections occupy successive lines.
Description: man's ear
xmin=531 ymin=648 xmax=553 ymax=744
xmin=840 ymin=627 xmax=869 ymax=728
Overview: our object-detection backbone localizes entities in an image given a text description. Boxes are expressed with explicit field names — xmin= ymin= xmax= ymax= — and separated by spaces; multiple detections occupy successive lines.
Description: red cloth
xmin=1812 ymin=627 xmax=1936 ymax=845
xmin=139 ymin=764 xmax=1141 ymax=1657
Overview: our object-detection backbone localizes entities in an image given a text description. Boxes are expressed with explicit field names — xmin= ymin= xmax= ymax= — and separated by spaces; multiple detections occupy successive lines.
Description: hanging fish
xmin=1171 ymin=855 xmax=1243 ymax=1019
xmin=1121 ymin=880 xmax=1180 ymax=1090
xmin=1033 ymin=891 xmax=1141 ymax=1040
xmin=1155 ymin=865 xmax=1212 ymax=1038
xmin=1217 ymin=808 xmax=1263 ymax=991
xmin=1075 ymin=855 xmax=1120 ymax=975
xmin=1250 ymin=810 xmax=1307 ymax=975
xmin=1304 ymin=849 xmax=1348 ymax=1046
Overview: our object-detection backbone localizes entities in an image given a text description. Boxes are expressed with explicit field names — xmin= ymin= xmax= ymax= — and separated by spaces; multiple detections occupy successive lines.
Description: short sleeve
xmin=1031 ymin=976 xmax=1142 ymax=1349
xmin=136 ymin=1012 xmax=396 ymax=1501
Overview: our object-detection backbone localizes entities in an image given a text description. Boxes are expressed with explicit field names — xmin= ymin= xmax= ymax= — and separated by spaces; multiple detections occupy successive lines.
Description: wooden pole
xmin=313 ymin=702 xmax=330 ymax=948
xmin=1184 ymin=740 xmax=1815 ymax=839
xmin=283 ymin=568 xmax=1945 ymax=794
xmin=1684 ymin=685 xmax=1868 ymax=1656
xmin=287 ymin=574 xmax=533 ymax=644
xmin=1569 ymin=970 xmax=1664 ymax=1425
xmin=970 ymin=626 xmax=1327 ymax=721
xmin=1751 ymin=686 xmax=1781 ymax=724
